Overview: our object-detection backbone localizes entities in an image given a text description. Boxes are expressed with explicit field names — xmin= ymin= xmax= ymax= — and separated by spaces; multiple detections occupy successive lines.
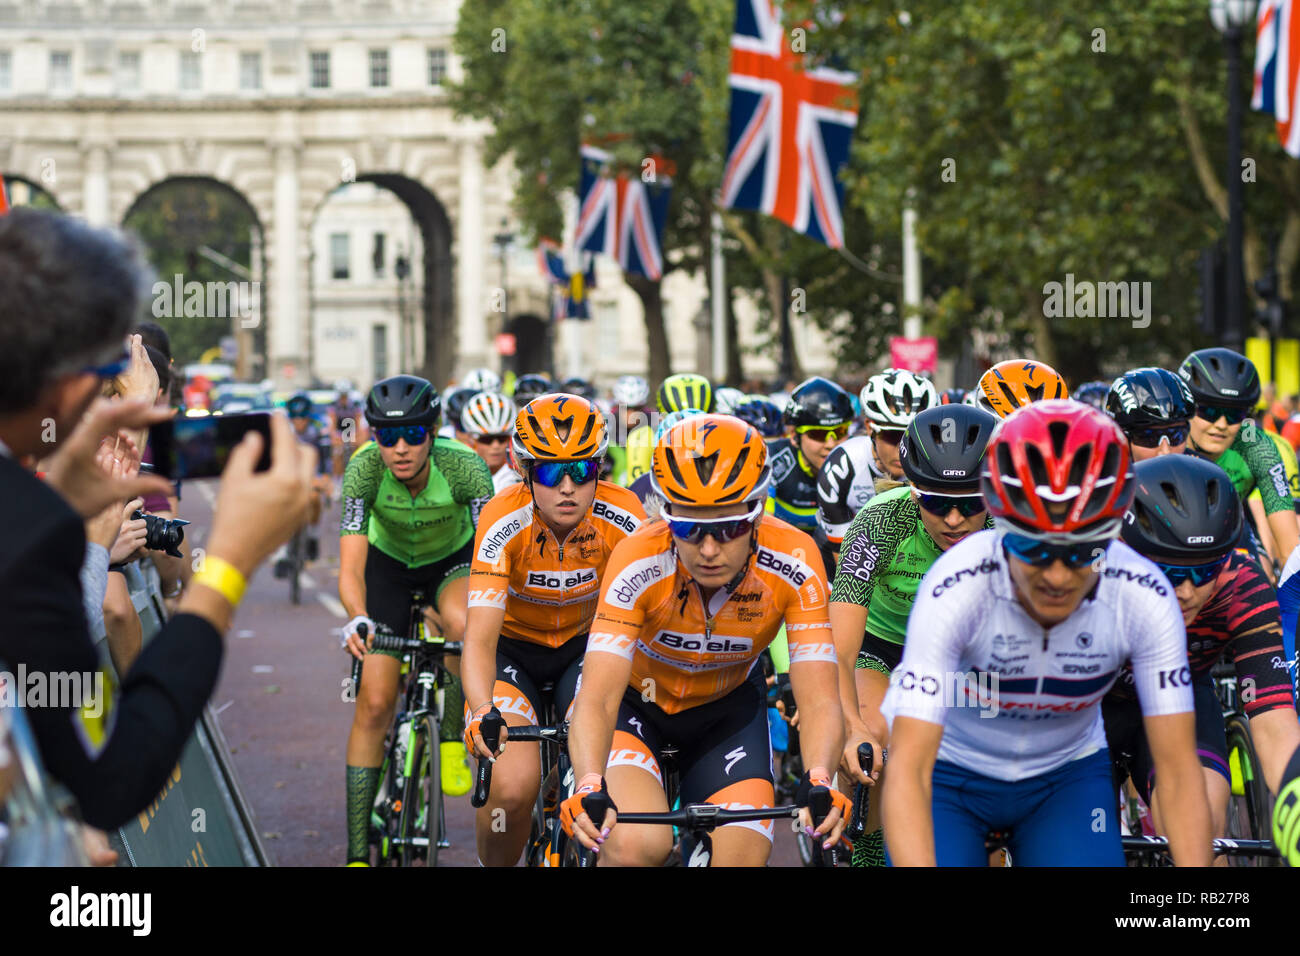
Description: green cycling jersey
xmin=1208 ymin=426 xmax=1293 ymax=516
xmin=829 ymin=484 xmax=993 ymax=644
xmin=340 ymin=438 xmax=494 ymax=568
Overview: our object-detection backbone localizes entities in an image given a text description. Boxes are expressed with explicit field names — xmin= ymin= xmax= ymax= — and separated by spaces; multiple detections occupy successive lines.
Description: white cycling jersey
xmin=491 ymin=463 xmax=523 ymax=495
xmin=816 ymin=435 xmax=888 ymax=545
xmin=881 ymin=529 xmax=1193 ymax=781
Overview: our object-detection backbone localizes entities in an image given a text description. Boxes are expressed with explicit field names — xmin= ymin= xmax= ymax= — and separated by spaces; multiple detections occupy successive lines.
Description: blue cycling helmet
xmin=733 ymin=399 xmax=785 ymax=438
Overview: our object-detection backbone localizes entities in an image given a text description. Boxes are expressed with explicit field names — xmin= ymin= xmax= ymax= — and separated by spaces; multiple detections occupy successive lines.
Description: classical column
xmin=81 ymin=143 xmax=111 ymax=226
xmin=457 ymin=135 xmax=486 ymax=373
xmin=270 ymin=138 xmax=302 ymax=385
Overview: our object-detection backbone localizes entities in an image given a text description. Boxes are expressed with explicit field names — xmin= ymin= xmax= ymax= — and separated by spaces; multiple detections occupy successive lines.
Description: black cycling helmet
xmin=900 ymin=404 xmax=999 ymax=492
xmin=365 ymin=375 xmax=440 ymax=428
xmin=560 ymin=376 xmax=597 ymax=401
xmin=732 ymin=398 xmax=785 ymax=438
xmin=1105 ymin=367 xmax=1194 ymax=431
xmin=939 ymin=387 xmax=968 ymax=406
xmin=1177 ymin=347 xmax=1261 ymax=409
xmin=1120 ymin=455 xmax=1242 ymax=563
xmin=513 ymin=373 xmax=553 ymax=405
xmin=442 ymin=386 xmax=477 ymax=431
xmin=783 ymin=376 xmax=854 ymax=429
xmin=286 ymin=391 xmax=313 ymax=418
xmin=1072 ymin=381 xmax=1111 ymax=411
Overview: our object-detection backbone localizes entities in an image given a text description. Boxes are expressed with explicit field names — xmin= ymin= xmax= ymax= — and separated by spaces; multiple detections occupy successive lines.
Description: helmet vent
xmin=1160 ymin=480 xmax=1186 ymax=517
xmin=694 ymin=450 xmax=720 ymax=485
xmin=996 ymin=381 xmax=1019 ymax=410
xmin=1048 ymin=421 xmax=1071 ymax=460
xmin=721 ymin=445 xmax=750 ymax=489
xmin=552 ymin=416 xmax=574 ymax=442
xmin=1206 ymin=478 xmax=1220 ymax=510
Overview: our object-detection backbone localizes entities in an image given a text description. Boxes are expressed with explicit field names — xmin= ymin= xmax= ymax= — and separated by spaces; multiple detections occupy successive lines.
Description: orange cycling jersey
xmin=467 ymin=480 xmax=647 ymax=647
xmin=586 ymin=516 xmax=837 ymax=714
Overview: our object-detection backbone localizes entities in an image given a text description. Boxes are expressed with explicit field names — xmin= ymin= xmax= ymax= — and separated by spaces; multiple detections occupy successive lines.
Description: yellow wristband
xmin=192 ymin=555 xmax=247 ymax=607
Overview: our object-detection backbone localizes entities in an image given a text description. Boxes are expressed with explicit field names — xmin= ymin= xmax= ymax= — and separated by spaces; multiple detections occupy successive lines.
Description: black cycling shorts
xmin=856 ymin=630 xmax=904 ymax=678
xmin=1102 ymin=673 xmax=1229 ymax=804
xmin=363 ymin=539 xmax=473 ymax=659
xmin=490 ymin=633 xmax=586 ymax=726
xmin=609 ymin=668 xmax=776 ymax=843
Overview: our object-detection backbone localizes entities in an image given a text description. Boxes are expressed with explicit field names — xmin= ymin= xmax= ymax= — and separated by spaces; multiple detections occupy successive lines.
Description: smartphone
xmin=148 ymin=412 xmax=273 ymax=480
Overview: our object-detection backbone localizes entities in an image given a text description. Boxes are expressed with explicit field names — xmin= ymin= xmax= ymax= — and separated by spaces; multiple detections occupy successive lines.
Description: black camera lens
xmin=132 ymin=509 xmax=189 ymax=559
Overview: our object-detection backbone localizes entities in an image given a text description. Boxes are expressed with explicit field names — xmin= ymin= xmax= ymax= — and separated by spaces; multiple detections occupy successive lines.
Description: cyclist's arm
xmin=338 ymin=447 xmax=377 ymax=618
xmin=1248 ymin=495 xmax=1280 ymax=569
xmin=879 ymin=715 xmax=942 ymax=866
xmin=1251 ymin=709 xmax=1300 ymax=794
xmin=338 ymin=534 xmax=368 ymax=619
xmin=1143 ymin=713 xmax=1212 ymax=866
xmin=461 ymin=508 xmax=514 ymax=717
xmin=1239 ymin=430 xmax=1299 ymax=562
xmin=437 ymin=440 xmax=496 ymax=529
xmin=815 ymin=443 xmax=857 ymax=552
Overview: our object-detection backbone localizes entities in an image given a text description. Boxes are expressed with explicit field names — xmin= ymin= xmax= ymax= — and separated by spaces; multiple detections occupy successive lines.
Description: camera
xmin=131 ymin=509 xmax=189 ymax=558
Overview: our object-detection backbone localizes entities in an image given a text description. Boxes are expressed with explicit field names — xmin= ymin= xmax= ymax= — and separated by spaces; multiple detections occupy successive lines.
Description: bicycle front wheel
xmin=1224 ymin=714 xmax=1277 ymax=867
xmin=399 ymin=715 xmax=442 ymax=867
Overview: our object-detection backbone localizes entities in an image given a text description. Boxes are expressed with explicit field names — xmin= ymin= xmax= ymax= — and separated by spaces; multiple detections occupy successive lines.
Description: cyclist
xmin=561 ymin=376 xmax=598 ymax=402
xmin=561 ymin=414 xmax=851 ymax=865
xmin=1072 ymin=380 xmax=1111 ymax=411
xmin=460 ymin=391 xmax=521 ymax=495
xmin=461 ymin=394 xmax=646 ymax=866
xmin=816 ymin=369 xmax=937 ymax=557
xmin=1104 ymin=455 xmax=1300 ymax=857
xmin=627 ymin=407 xmax=706 ymax=507
xmin=715 ymin=386 xmax=747 ymax=414
xmin=609 ymin=374 xmax=652 ymax=485
xmin=439 ymin=385 xmax=478 ymax=444
xmin=1103 ymin=367 xmax=1193 ymax=462
xmin=939 ymin=387 xmax=968 ymax=405
xmin=880 ymin=400 xmax=1212 ymax=866
xmin=512 ymin=373 xmax=554 ymax=406
xmin=732 ymin=398 xmax=785 ymax=439
xmin=1180 ymin=347 xmax=1299 ymax=569
xmin=830 ymin=403 xmax=998 ymax=866
xmin=974 ymin=359 xmax=1068 ymax=418
xmin=463 ymin=367 xmax=502 ymax=393
xmin=768 ymin=376 xmax=854 ymax=534
xmin=275 ymin=392 xmax=333 ymax=571
xmin=329 ymin=379 xmax=366 ymax=478
xmin=338 ymin=375 xmax=495 ymax=866
xmin=625 ymin=373 xmax=714 ymax=487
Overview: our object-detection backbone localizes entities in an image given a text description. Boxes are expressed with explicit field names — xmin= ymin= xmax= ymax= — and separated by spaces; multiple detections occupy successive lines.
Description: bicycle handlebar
xmin=471 ymin=709 xmax=506 ymax=809
xmin=847 ymin=743 xmax=875 ymax=841
xmin=1121 ymin=836 xmax=1281 ymax=858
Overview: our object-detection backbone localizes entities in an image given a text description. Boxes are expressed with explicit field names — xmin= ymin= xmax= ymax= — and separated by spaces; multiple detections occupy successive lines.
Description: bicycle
xmin=472 ymin=695 xmax=578 ymax=868
xmin=347 ymin=591 xmax=461 ymax=867
xmin=278 ymin=526 xmax=317 ymax=605
xmin=1211 ymin=662 xmax=1279 ymax=867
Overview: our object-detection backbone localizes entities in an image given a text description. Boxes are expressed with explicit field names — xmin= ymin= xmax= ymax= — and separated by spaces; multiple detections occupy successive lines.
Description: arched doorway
xmin=1 ymin=176 xmax=61 ymax=210
xmin=506 ymin=313 xmax=552 ymax=376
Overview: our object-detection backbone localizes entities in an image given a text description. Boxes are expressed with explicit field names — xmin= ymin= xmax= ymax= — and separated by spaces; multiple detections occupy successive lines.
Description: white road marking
xmin=196 ymin=481 xmax=217 ymax=507
xmin=299 ymin=571 xmax=316 ymax=589
xmin=317 ymin=593 xmax=347 ymax=618
xmin=252 ymin=665 xmax=274 ymax=674
xmin=213 ymin=700 xmax=234 ymax=716
xmin=236 ymin=629 xmax=255 ymax=639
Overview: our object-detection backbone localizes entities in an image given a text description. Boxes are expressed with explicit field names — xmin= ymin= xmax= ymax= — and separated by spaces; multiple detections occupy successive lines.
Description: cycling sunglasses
xmin=1194 ymin=405 xmax=1250 ymax=426
xmin=1128 ymin=423 xmax=1189 ymax=448
xmin=871 ymin=428 xmax=905 ymax=446
xmin=1154 ymin=555 xmax=1228 ymax=588
xmin=374 ymin=424 xmax=430 ymax=447
xmin=1002 ymin=532 xmax=1102 ymax=569
xmin=531 ymin=458 xmax=600 ymax=487
xmin=665 ymin=502 xmax=763 ymax=545
xmin=797 ymin=424 xmax=851 ymax=443
xmin=475 ymin=433 xmax=510 ymax=445
xmin=915 ymin=491 xmax=987 ymax=519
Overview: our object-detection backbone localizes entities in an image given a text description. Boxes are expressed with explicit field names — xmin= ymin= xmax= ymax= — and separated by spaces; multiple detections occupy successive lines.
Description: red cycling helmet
xmin=981 ymin=399 xmax=1135 ymax=541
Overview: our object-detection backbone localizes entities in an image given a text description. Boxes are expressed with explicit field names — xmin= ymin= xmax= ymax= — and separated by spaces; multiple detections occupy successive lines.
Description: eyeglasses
xmin=797 ymin=424 xmax=851 ymax=443
xmin=665 ymin=502 xmax=763 ymax=545
xmin=1128 ymin=424 xmax=1189 ymax=448
xmin=1154 ymin=555 xmax=1228 ymax=588
xmin=1001 ymin=532 xmax=1103 ymax=569
xmin=531 ymin=458 xmax=601 ymax=487
xmin=82 ymin=349 xmax=130 ymax=380
xmin=915 ymin=491 xmax=987 ymax=519
xmin=1194 ymin=405 xmax=1250 ymax=426
xmin=871 ymin=428 xmax=905 ymax=447
xmin=374 ymin=424 xmax=430 ymax=447
xmin=475 ymin=433 xmax=510 ymax=445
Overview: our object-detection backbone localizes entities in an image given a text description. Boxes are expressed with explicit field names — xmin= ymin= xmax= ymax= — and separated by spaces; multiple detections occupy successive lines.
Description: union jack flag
xmin=574 ymin=144 xmax=672 ymax=281
xmin=721 ymin=0 xmax=860 ymax=248
xmin=1253 ymin=1 xmax=1300 ymax=158
xmin=536 ymin=237 xmax=596 ymax=320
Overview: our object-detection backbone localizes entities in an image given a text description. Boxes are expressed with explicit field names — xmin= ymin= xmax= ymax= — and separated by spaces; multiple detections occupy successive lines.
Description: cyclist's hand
xmin=465 ymin=703 xmax=507 ymax=760
xmin=839 ymin=724 xmax=882 ymax=787
xmin=560 ymin=774 xmax=617 ymax=850
xmin=342 ymin=614 xmax=375 ymax=660
xmin=795 ymin=767 xmax=853 ymax=849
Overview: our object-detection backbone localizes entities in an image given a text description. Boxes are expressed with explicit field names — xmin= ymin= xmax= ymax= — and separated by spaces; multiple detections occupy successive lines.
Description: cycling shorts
xmin=856 ymin=631 xmax=903 ymax=678
xmin=487 ymin=632 xmax=586 ymax=727
xmin=896 ymin=749 xmax=1123 ymax=866
xmin=1102 ymin=673 xmax=1229 ymax=804
xmin=608 ymin=668 xmax=776 ymax=843
xmin=363 ymin=539 xmax=473 ymax=660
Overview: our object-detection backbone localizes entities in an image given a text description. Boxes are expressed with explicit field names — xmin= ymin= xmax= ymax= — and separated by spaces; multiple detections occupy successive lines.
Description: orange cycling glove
xmin=560 ymin=773 xmax=616 ymax=838
xmin=796 ymin=766 xmax=853 ymax=829
xmin=464 ymin=703 xmax=502 ymax=758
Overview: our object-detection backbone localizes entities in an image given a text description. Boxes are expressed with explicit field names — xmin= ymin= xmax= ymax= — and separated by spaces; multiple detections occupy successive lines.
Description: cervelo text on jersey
xmin=467 ymin=481 xmax=647 ymax=648
xmin=587 ymin=516 xmax=836 ymax=713
xmin=880 ymin=529 xmax=1194 ymax=782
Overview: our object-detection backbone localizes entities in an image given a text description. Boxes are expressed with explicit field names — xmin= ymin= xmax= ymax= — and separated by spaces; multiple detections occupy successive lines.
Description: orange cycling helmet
xmin=650 ymin=413 xmax=770 ymax=507
xmin=512 ymin=393 xmax=608 ymax=462
xmin=976 ymin=360 xmax=1068 ymax=419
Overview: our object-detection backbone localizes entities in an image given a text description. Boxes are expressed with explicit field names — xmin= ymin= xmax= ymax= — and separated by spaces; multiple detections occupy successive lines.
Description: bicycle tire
xmin=373 ymin=745 xmax=399 ymax=867
xmin=1224 ymin=713 xmax=1277 ymax=867
xmin=398 ymin=715 xmax=442 ymax=867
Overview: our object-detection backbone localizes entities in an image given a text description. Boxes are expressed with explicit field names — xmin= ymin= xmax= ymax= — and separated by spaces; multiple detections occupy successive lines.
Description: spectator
xmin=0 ymin=208 xmax=316 ymax=831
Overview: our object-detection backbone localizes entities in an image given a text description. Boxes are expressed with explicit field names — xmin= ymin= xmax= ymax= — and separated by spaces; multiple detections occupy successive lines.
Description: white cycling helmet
xmin=714 ymin=386 xmax=746 ymax=414
xmin=334 ymin=378 xmax=354 ymax=394
xmin=460 ymin=391 xmax=516 ymax=435
xmin=963 ymin=390 xmax=982 ymax=408
xmin=859 ymin=368 xmax=938 ymax=429
xmin=613 ymin=375 xmax=650 ymax=408
xmin=463 ymin=367 xmax=502 ymax=392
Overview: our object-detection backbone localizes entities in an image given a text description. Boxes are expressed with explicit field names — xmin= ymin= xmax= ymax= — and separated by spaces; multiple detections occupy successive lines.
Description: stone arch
xmin=505 ymin=313 xmax=552 ymax=377
xmin=0 ymin=175 xmax=63 ymax=210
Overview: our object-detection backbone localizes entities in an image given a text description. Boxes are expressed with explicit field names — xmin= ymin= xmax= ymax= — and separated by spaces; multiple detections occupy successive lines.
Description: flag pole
xmin=902 ymin=193 xmax=922 ymax=340
xmin=562 ymin=189 xmax=583 ymax=380
xmin=710 ymin=208 xmax=726 ymax=383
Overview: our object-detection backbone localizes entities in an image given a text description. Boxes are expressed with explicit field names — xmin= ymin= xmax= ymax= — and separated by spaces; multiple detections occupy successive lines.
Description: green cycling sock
xmin=346 ymin=764 xmax=380 ymax=864
xmin=441 ymin=675 xmax=464 ymax=743
xmin=851 ymin=826 xmax=885 ymax=868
